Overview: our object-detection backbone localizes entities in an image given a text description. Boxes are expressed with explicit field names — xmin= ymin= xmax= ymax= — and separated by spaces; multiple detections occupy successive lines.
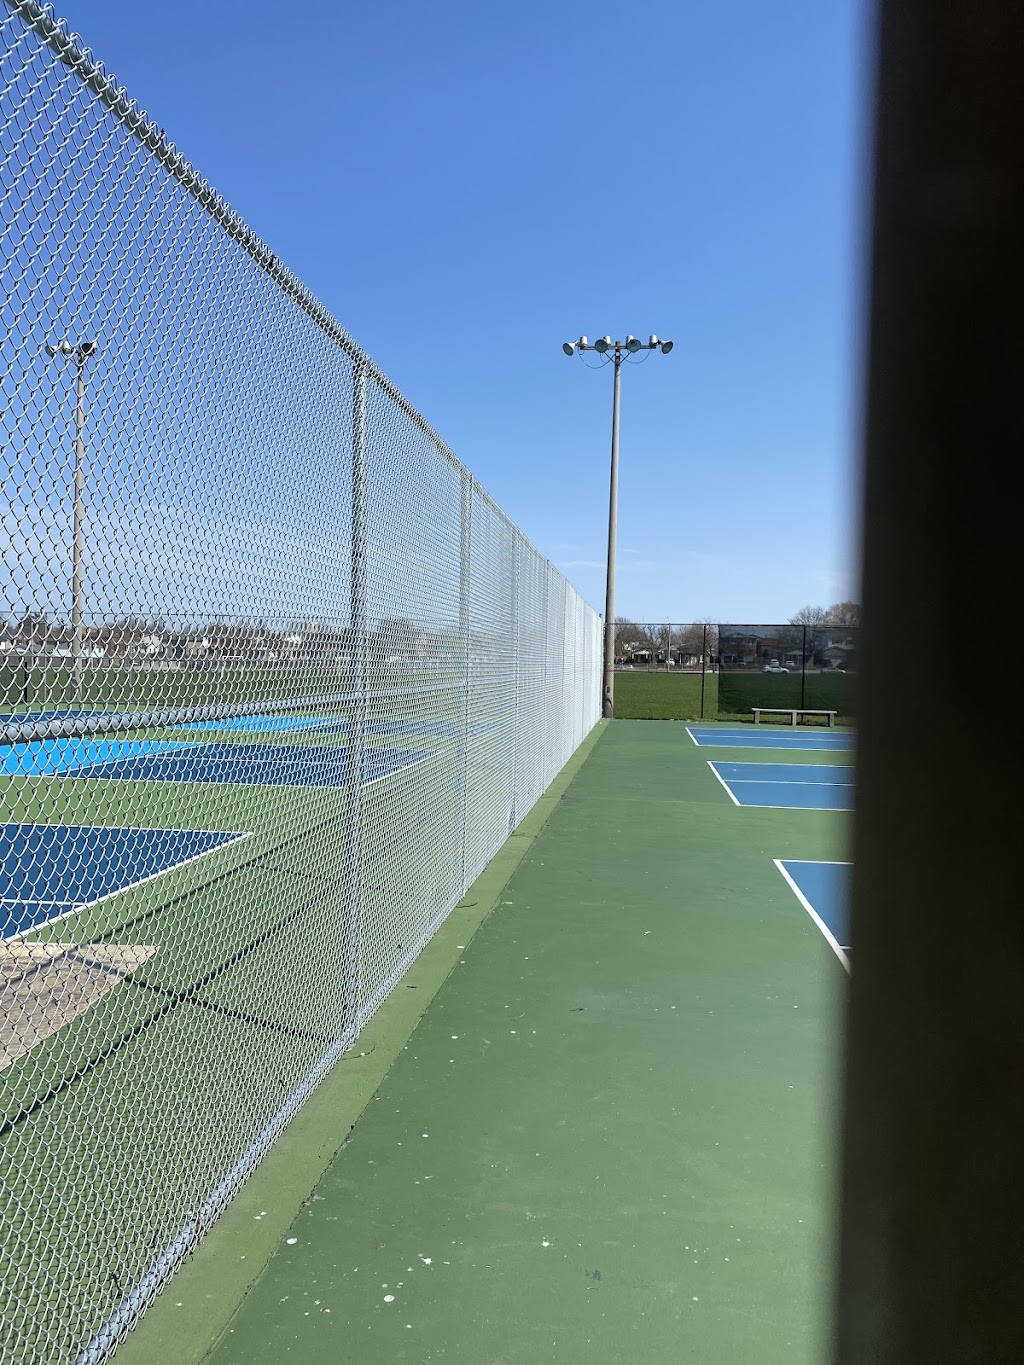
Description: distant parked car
xmin=762 ymin=664 xmax=790 ymax=673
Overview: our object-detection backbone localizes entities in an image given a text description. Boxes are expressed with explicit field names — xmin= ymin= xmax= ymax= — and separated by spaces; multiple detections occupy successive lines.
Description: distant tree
xmin=826 ymin=600 xmax=861 ymax=627
xmin=790 ymin=602 xmax=861 ymax=627
xmin=613 ymin=617 xmax=637 ymax=659
xmin=789 ymin=605 xmax=830 ymax=625
xmin=675 ymin=620 xmax=717 ymax=665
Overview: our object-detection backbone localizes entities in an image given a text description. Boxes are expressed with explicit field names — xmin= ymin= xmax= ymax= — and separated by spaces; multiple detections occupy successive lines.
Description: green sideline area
xmin=119 ymin=720 xmax=847 ymax=1365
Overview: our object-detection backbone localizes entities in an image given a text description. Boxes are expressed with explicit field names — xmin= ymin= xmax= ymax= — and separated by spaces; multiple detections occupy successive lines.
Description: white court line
xmin=3 ymin=827 xmax=251 ymax=944
xmin=729 ymin=796 xmax=854 ymax=812
xmin=706 ymin=761 xmax=742 ymax=805
xmin=56 ymin=747 xmax=435 ymax=793
xmin=686 ymin=727 xmax=851 ymax=753
xmin=1 ymin=897 xmax=75 ymax=907
xmin=726 ymin=775 xmax=853 ymax=787
xmin=774 ymin=858 xmax=851 ymax=973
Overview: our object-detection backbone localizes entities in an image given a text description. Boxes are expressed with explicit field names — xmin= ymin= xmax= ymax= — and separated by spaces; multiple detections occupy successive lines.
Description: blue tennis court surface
xmin=63 ymin=742 xmax=429 ymax=788
xmin=2 ymin=737 xmax=190 ymax=778
xmin=775 ymin=859 xmax=851 ymax=969
xmin=687 ymin=725 xmax=854 ymax=752
xmin=179 ymin=714 xmax=349 ymax=735
xmin=710 ymin=760 xmax=855 ymax=810
xmin=177 ymin=715 xmax=494 ymax=740
xmin=2 ymin=824 xmax=247 ymax=939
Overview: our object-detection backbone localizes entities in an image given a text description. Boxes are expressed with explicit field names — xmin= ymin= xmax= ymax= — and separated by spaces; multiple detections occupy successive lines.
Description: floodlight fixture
xmin=660 ymin=339 xmax=674 ymax=354
xmin=562 ymin=341 xmax=575 ymax=356
xmin=626 ymin=336 xmax=642 ymax=353
xmin=594 ymin=336 xmax=611 ymax=354
xmin=648 ymin=335 xmax=659 ymax=347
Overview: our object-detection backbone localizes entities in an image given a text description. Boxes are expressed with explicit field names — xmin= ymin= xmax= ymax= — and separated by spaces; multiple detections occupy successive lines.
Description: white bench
xmin=752 ymin=708 xmax=838 ymax=728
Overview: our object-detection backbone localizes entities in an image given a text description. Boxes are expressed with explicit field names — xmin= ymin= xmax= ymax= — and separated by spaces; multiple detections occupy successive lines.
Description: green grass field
xmin=0 ymin=663 xmax=469 ymax=718
xmin=611 ymin=668 xmax=854 ymax=725
xmin=610 ymin=669 xmax=716 ymax=720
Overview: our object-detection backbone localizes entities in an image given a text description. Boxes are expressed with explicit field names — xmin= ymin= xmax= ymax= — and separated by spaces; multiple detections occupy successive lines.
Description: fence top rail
xmin=2 ymin=0 xmax=586 ymax=596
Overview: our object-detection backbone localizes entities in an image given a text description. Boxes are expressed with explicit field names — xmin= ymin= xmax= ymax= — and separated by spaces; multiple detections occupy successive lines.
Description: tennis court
xmin=178 ymin=714 xmax=495 ymax=740
xmin=776 ymin=858 xmax=852 ymax=970
xmin=709 ymin=760 xmax=856 ymax=810
xmin=687 ymin=724 xmax=855 ymax=752
xmin=62 ymin=742 xmax=431 ymax=789
xmin=2 ymin=824 xmax=248 ymax=939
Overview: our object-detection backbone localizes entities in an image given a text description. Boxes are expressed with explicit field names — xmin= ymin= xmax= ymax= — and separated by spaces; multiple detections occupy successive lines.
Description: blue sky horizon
xmin=30 ymin=0 xmax=873 ymax=626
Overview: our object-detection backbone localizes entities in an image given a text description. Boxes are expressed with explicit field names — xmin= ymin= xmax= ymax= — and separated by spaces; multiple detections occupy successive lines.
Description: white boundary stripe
xmin=774 ymin=858 xmax=851 ymax=973
xmin=708 ymin=766 xmax=854 ymax=809
xmin=726 ymin=775 xmax=854 ymax=787
xmin=780 ymin=858 xmax=853 ymax=865
xmin=685 ymin=726 xmax=852 ymax=753
xmin=1 ymin=897 xmax=74 ymax=907
xmin=54 ymin=747 xmax=436 ymax=793
xmin=729 ymin=797 xmax=855 ymax=811
xmin=2 ymin=826 xmax=251 ymax=944
xmin=706 ymin=761 xmax=742 ymax=805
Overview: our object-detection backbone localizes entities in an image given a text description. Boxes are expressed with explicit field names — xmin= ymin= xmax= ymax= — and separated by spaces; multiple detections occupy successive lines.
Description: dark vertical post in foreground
xmin=341 ymin=359 xmax=368 ymax=1040
xmin=835 ymin=3 xmax=1022 ymax=1361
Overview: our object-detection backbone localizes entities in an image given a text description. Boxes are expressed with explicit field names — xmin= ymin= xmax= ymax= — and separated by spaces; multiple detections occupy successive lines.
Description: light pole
xmin=562 ymin=333 xmax=673 ymax=718
xmin=45 ymin=338 xmax=98 ymax=703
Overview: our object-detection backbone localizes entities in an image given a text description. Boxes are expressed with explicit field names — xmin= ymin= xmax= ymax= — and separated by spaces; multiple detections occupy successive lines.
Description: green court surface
xmin=123 ymin=720 xmax=848 ymax=1364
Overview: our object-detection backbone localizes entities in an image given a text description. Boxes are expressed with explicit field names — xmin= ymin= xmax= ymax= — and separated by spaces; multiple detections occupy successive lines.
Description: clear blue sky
xmin=51 ymin=0 xmax=874 ymax=626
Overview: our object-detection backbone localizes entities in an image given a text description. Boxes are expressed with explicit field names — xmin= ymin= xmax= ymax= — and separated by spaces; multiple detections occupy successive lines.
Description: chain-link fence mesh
xmin=610 ymin=623 xmax=856 ymax=722
xmin=716 ymin=623 xmax=857 ymax=716
xmin=0 ymin=7 xmax=601 ymax=1361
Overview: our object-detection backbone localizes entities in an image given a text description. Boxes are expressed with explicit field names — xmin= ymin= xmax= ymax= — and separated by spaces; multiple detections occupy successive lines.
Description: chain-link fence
xmin=0 ymin=7 xmax=601 ymax=1361
xmin=716 ymin=622 xmax=857 ymax=716
xmin=611 ymin=622 xmax=856 ymax=721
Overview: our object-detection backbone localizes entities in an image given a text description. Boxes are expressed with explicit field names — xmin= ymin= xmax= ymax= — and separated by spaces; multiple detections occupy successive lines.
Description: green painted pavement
xmin=148 ymin=721 xmax=848 ymax=1363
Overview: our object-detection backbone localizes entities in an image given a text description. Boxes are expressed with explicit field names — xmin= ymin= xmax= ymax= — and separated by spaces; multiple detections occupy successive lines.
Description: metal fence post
xmin=510 ymin=538 xmax=519 ymax=832
xmin=456 ymin=474 xmax=472 ymax=888
xmin=340 ymin=359 xmax=367 ymax=1039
